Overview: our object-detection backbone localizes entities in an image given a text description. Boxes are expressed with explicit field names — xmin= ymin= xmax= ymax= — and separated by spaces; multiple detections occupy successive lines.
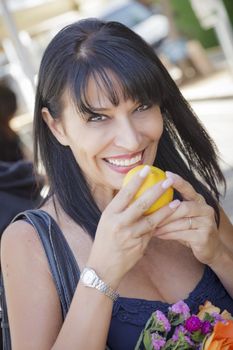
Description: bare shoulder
xmin=1 ymin=218 xmax=52 ymax=294
xmin=2 ymin=218 xmax=40 ymax=241
xmin=1 ymin=219 xmax=63 ymax=348
xmin=1 ymin=219 xmax=45 ymax=267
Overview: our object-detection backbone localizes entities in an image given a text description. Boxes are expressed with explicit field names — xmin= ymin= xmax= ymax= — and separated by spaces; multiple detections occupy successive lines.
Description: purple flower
xmin=201 ymin=320 xmax=213 ymax=335
xmin=151 ymin=333 xmax=166 ymax=350
xmin=185 ymin=315 xmax=202 ymax=332
xmin=169 ymin=300 xmax=190 ymax=319
xmin=184 ymin=335 xmax=195 ymax=346
xmin=154 ymin=310 xmax=171 ymax=332
xmin=211 ymin=312 xmax=227 ymax=325
xmin=172 ymin=325 xmax=186 ymax=341
xmin=211 ymin=312 xmax=223 ymax=321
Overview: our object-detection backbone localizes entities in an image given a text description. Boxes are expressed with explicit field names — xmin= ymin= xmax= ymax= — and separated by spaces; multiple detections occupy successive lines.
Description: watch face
xmin=83 ymin=269 xmax=96 ymax=285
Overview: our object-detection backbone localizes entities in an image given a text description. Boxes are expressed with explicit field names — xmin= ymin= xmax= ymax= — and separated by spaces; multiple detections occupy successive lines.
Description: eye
xmin=87 ymin=114 xmax=108 ymax=122
xmin=135 ymin=104 xmax=151 ymax=112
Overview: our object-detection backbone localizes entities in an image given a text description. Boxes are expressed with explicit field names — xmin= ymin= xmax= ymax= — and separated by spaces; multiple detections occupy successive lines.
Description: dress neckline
xmin=116 ymin=265 xmax=210 ymax=306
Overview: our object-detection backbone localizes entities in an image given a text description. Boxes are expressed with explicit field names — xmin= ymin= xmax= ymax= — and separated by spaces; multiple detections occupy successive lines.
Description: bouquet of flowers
xmin=135 ymin=300 xmax=233 ymax=350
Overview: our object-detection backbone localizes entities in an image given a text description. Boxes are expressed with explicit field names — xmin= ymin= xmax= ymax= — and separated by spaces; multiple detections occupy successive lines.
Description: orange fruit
xmin=123 ymin=165 xmax=174 ymax=215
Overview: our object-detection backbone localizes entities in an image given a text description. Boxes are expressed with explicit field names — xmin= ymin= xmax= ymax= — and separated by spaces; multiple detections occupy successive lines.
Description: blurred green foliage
xmin=156 ymin=0 xmax=233 ymax=49
xmin=224 ymin=0 xmax=233 ymax=25
xmin=170 ymin=0 xmax=217 ymax=48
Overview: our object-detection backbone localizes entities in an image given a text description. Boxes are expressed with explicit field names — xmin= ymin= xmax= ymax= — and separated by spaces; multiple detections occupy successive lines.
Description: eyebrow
xmin=90 ymin=106 xmax=111 ymax=112
xmin=90 ymin=100 xmax=140 ymax=112
xmin=91 ymin=106 xmax=114 ymax=112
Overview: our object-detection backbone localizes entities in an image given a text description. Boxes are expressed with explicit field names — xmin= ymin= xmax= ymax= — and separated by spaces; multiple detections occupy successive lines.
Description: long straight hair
xmin=34 ymin=19 xmax=225 ymax=239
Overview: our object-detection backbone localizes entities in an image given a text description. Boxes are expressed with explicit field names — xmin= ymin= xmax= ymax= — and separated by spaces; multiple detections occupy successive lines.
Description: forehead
xmin=61 ymin=71 xmax=125 ymax=115
xmin=84 ymin=72 xmax=125 ymax=108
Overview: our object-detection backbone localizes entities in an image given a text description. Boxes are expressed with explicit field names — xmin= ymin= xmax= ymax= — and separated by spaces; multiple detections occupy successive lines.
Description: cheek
xmin=68 ymin=128 xmax=107 ymax=162
xmin=147 ymin=113 xmax=164 ymax=141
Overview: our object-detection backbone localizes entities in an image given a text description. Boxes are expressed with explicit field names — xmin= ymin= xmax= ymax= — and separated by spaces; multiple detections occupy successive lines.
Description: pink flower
xmin=154 ymin=310 xmax=171 ymax=332
xmin=169 ymin=300 xmax=190 ymax=319
xmin=211 ymin=312 xmax=227 ymax=325
xmin=185 ymin=315 xmax=202 ymax=332
xmin=172 ymin=325 xmax=186 ymax=341
xmin=151 ymin=333 xmax=166 ymax=350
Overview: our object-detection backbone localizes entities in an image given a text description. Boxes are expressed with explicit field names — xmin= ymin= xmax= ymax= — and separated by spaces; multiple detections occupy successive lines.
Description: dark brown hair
xmin=34 ymin=19 xmax=225 ymax=238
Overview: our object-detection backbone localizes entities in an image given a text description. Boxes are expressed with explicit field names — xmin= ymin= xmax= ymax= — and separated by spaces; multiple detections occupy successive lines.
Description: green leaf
xmin=203 ymin=313 xmax=215 ymax=323
xmin=191 ymin=330 xmax=205 ymax=343
xmin=180 ymin=343 xmax=195 ymax=350
xmin=149 ymin=325 xmax=166 ymax=334
xmin=143 ymin=330 xmax=153 ymax=350
xmin=168 ymin=313 xmax=185 ymax=326
xmin=163 ymin=339 xmax=176 ymax=350
xmin=145 ymin=315 xmax=155 ymax=331
xmin=172 ymin=318 xmax=184 ymax=326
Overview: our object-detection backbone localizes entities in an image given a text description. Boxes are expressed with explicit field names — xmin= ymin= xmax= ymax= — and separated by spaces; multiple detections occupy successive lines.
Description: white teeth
xmin=106 ymin=153 xmax=142 ymax=167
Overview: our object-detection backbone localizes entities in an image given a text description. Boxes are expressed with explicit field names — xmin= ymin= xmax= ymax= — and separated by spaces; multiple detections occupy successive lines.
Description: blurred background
xmin=0 ymin=0 xmax=233 ymax=221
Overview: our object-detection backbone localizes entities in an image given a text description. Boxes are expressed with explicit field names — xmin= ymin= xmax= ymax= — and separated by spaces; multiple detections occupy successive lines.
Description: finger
xmin=122 ymin=177 xmax=174 ymax=222
xmin=156 ymin=213 xmax=214 ymax=236
xmin=156 ymin=229 xmax=196 ymax=245
xmin=158 ymin=199 xmax=209 ymax=227
xmin=108 ymin=165 xmax=151 ymax=212
xmin=155 ymin=226 xmax=214 ymax=252
xmin=155 ymin=217 xmax=198 ymax=236
xmin=129 ymin=199 xmax=181 ymax=237
xmin=166 ymin=172 xmax=206 ymax=203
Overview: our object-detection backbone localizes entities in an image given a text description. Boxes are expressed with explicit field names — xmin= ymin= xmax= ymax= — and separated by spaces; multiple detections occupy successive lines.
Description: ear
xmin=41 ymin=107 xmax=69 ymax=146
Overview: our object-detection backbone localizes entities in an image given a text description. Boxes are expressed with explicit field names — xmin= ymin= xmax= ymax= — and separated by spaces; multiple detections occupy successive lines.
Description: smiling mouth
xmin=104 ymin=151 xmax=144 ymax=167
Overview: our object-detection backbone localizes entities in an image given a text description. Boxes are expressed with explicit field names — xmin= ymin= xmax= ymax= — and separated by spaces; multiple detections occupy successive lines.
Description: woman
xmin=1 ymin=19 xmax=233 ymax=350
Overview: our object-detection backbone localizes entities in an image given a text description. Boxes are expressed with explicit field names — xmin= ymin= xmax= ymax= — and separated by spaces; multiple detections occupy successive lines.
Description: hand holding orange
xmin=123 ymin=165 xmax=174 ymax=215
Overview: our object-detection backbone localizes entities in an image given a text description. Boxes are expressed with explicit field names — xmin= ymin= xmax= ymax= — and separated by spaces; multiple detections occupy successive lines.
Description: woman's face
xmin=58 ymin=76 xmax=163 ymax=192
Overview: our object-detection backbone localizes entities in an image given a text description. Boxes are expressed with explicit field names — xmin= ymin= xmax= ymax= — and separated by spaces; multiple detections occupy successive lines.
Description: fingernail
xmin=139 ymin=165 xmax=150 ymax=178
xmin=162 ymin=178 xmax=173 ymax=189
xmin=169 ymin=199 xmax=181 ymax=209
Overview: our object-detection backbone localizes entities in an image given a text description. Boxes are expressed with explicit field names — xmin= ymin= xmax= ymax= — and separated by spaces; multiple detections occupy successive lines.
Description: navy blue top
xmin=108 ymin=266 xmax=233 ymax=349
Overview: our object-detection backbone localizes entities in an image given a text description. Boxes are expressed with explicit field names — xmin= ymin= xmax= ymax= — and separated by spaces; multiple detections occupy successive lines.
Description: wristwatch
xmin=80 ymin=267 xmax=119 ymax=302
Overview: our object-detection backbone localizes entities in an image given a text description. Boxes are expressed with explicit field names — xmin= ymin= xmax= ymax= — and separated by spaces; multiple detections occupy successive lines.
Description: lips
xmin=104 ymin=150 xmax=144 ymax=174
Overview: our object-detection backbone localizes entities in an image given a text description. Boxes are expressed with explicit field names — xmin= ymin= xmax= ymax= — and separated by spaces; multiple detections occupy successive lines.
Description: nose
xmin=114 ymin=118 xmax=142 ymax=151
